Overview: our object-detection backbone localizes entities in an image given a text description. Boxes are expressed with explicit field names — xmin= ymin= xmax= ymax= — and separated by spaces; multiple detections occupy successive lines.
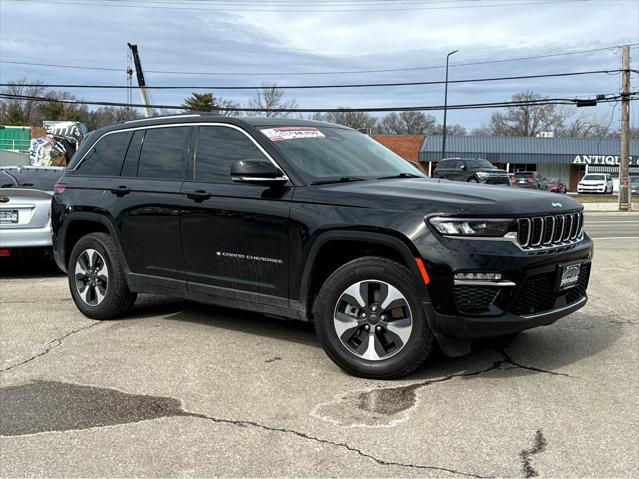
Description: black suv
xmin=435 ymin=158 xmax=510 ymax=185
xmin=52 ymin=116 xmax=592 ymax=379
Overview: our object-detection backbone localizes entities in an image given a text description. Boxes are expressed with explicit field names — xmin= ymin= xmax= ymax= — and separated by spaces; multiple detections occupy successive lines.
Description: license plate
xmin=558 ymin=263 xmax=581 ymax=291
xmin=0 ymin=210 xmax=18 ymax=224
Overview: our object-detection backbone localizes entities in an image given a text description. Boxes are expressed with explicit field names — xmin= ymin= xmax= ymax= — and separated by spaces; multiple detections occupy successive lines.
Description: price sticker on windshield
xmin=261 ymin=127 xmax=326 ymax=141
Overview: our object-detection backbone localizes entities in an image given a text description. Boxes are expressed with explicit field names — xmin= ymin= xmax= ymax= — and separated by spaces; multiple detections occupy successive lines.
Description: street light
xmin=441 ymin=49 xmax=458 ymax=161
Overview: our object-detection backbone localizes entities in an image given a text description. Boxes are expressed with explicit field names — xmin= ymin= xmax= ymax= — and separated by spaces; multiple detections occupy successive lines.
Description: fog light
xmin=454 ymin=272 xmax=502 ymax=281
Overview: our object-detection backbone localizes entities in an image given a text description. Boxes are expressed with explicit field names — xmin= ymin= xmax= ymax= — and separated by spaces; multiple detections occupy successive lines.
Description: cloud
xmin=0 ymin=0 xmax=637 ymax=128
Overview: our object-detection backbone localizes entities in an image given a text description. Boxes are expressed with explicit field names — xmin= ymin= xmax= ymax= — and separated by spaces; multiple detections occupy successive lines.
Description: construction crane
xmin=126 ymin=43 xmax=153 ymax=118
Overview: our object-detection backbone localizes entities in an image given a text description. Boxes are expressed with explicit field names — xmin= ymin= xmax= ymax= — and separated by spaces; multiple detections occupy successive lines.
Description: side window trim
xmin=118 ymin=131 xmax=138 ymax=177
xmin=71 ymin=123 xmax=289 ymax=183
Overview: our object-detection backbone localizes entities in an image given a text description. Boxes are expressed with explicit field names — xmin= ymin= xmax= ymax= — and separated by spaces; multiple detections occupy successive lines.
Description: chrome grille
xmin=516 ymin=212 xmax=583 ymax=249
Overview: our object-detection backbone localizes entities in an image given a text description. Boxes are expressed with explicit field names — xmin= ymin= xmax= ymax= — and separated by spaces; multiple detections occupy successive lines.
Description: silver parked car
xmin=0 ymin=166 xmax=64 ymax=258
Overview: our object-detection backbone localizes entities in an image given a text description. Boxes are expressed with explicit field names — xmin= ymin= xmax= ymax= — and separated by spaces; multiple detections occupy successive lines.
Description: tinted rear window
xmin=514 ymin=172 xmax=535 ymax=178
xmin=137 ymin=127 xmax=190 ymax=180
xmin=76 ymin=131 xmax=133 ymax=176
xmin=582 ymin=174 xmax=605 ymax=181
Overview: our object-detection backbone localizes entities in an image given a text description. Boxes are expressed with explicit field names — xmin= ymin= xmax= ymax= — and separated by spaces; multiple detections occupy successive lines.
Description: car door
xmin=454 ymin=160 xmax=469 ymax=181
xmin=112 ymin=125 xmax=192 ymax=289
xmin=180 ymin=125 xmax=292 ymax=300
xmin=438 ymin=160 xmax=456 ymax=180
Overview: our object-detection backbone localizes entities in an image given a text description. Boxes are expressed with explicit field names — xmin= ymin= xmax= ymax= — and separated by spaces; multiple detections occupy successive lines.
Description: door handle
xmin=185 ymin=190 xmax=212 ymax=202
xmin=110 ymin=185 xmax=131 ymax=196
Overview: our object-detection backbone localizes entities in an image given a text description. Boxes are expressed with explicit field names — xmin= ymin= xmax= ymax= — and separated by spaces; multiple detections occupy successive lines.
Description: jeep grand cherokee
xmin=52 ymin=115 xmax=593 ymax=379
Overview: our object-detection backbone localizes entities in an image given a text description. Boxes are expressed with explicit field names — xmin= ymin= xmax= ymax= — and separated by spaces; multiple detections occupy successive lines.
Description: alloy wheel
xmin=333 ymin=280 xmax=413 ymax=361
xmin=74 ymin=249 xmax=109 ymax=306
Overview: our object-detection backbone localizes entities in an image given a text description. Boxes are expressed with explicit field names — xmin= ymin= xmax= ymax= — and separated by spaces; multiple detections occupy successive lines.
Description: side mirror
xmin=231 ymin=159 xmax=288 ymax=186
xmin=460 ymin=164 xmax=466 ymax=170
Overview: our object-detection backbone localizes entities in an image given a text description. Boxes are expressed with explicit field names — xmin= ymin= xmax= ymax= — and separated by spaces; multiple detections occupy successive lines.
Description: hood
xmin=314 ymin=178 xmax=582 ymax=216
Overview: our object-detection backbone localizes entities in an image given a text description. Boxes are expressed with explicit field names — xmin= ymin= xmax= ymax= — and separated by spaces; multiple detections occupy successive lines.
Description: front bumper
xmin=577 ymin=185 xmax=606 ymax=193
xmin=0 ymin=224 xmax=52 ymax=248
xmin=423 ymin=295 xmax=587 ymax=338
xmin=414 ymin=229 xmax=593 ymax=339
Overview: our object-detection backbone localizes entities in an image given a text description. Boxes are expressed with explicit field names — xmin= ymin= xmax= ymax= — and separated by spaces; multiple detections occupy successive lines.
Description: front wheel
xmin=467 ymin=177 xmax=478 ymax=183
xmin=68 ymin=233 xmax=137 ymax=320
xmin=314 ymin=257 xmax=434 ymax=379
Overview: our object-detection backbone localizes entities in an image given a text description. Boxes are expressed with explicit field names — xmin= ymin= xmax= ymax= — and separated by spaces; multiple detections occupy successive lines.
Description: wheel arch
xmin=59 ymin=213 xmax=127 ymax=272
xmin=296 ymin=230 xmax=430 ymax=321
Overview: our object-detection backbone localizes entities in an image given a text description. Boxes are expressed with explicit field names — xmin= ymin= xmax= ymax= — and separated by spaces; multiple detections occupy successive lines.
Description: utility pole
xmin=619 ymin=45 xmax=631 ymax=211
xmin=127 ymin=43 xmax=153 ymax=118
xmin=441 ymin=49 xmax=458 ymax=160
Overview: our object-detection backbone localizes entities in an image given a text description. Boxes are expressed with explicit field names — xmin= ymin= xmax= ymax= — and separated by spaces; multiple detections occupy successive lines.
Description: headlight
xmin=475 ymin=172 xmax=489 ymax=178
xmin=428 ymin=217 xmax=514 ymax=237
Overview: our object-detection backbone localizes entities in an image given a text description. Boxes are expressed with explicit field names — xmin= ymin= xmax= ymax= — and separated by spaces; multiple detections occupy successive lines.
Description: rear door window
xmin=76 ymin=131 xmax=133 ymax=176
xmin=136 ymin=127 xmax=190 ymax=180
xmin=441 ymin=160 xmax=456 ymax=169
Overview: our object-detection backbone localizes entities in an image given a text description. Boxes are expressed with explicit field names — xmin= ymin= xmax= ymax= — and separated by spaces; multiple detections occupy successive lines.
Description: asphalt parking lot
xmin=1 ymin=213 xmax=637 ymax=478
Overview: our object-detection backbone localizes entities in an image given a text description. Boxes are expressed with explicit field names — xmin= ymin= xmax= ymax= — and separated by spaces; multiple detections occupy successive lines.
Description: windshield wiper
xmin=377 ymin=172 xmax=422 ymax=180
xmin=311 ymin=176 xmax=366 ymax=185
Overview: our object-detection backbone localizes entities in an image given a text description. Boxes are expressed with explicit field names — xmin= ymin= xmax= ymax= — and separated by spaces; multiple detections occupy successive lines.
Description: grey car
xmin=0 ymin=166 xmax=63 ymax=258
xmin=630 ymin=176 xmax=639 ymax=195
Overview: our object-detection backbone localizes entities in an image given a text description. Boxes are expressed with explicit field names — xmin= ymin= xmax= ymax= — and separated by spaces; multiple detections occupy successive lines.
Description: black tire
xmin=314 ymin=256 xmax=435 ymax=379
xmin=68 ymin=233 xmax=136 ymax=320
xmin=467 ymin=177 xmax=478 ymax=183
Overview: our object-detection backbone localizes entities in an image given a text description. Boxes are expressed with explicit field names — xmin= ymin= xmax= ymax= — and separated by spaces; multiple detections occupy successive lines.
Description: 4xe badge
xmin=552 ymin=202 xmax=562 ymax=208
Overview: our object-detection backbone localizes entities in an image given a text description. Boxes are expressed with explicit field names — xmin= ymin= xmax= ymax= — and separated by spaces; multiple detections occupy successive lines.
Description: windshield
xmin=630 ymin=176 xmax=639 ymax=184
xmin=471 ymin=159 xmax=497 ymax=169
xmin=545 ymin=178 xmax=559 ymax=184
xmin=514 ymin=172 xmax=535 ymax=178
xmin=582 ymin=174 xmax=605 ymax=181
xmin=258 ymin=126 xmax=425 ymax=182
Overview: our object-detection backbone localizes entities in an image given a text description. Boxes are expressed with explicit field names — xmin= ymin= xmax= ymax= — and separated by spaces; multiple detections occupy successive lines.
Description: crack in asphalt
xmin=188 ymin=411 xmax=493 ymax=478
xmin=519 ymin=429 xmax=547 ymax=478
xmin=0 ymin=323 xmax=99 ymax=373
xmin=493 ymin=344 xmax=577 ymax=378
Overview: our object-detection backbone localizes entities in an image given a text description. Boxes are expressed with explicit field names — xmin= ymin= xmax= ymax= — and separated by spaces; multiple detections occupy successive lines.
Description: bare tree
xmin=0 ymin=79 xmax=47 ymax=126
xmin=311 ymin=110 xmax=377 ymax=130
xmin=377 ymin=112 xmax=438 ymax=135
xmin=249 ymin=83 xmax=298 ymax=117
xmin=478 ymin=90 xmax=570 ymax=136
xmin=432 ymin=123 xmax=467 ymax=136
xmin=86 ymin=106 xmax=143 ymax=130
xmin=35 ymin=90 xmax=90 ymax=123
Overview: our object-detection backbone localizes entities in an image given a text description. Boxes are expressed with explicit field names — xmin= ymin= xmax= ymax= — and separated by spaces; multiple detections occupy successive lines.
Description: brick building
xmin=371 ymin=135 xmax=426 ymax=172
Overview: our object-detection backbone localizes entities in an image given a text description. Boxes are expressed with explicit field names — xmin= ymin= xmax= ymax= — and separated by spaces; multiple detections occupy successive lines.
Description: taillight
xmin=0 ymin=249 xmax=10 ymax=257
xmin=527 ymin=178 xmax=536 ymax=182
xmin=54 ymin=183 xmax=67 ymax=194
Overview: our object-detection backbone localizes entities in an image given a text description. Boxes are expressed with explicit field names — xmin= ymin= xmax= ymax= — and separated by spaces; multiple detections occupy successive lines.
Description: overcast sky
xmin=1 ymin=0 xmax=638 ymax=130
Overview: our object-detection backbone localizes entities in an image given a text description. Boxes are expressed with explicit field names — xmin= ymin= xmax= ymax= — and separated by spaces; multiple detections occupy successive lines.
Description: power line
xmin=2 ymin=44 xmax=635 ymax=77
xmin=0 ymin=70 xmax=622 ymax=92
xmin=0 ymin=92 xmax=632 ymax=113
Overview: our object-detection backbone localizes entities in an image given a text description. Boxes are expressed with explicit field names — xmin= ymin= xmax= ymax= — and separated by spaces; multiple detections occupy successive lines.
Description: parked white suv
xmin=577 ymin=173 xmax=614 ymax=194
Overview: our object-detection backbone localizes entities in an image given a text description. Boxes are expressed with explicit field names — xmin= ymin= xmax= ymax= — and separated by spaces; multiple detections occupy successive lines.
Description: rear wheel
xmin=68 ymin=233 xmax=136 ymax=320
xmin=314 ymin=256 xmax=434 ymax=379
